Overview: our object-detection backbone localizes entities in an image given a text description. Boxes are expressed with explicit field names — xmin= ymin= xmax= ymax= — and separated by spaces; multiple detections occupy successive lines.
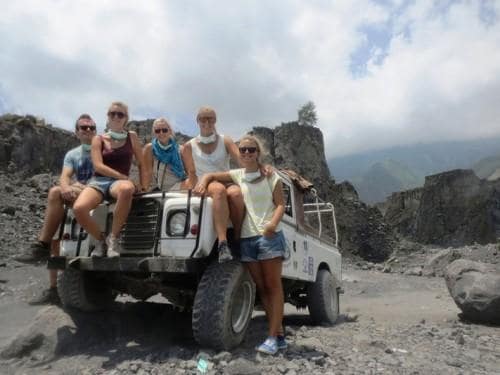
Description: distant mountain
xmin=472 ymin=154 xmax=500 ymax=179
xmin=352 ymin=160 xmax=424 ymax=204
xmin=329 ymin=137 xmax=500 ymax=204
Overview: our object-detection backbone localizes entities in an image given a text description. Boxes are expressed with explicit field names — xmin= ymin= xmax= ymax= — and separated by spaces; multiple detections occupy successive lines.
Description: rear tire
xmin=192 ymin=261 xmax=255 ymax=350
xmin=57 ymin=268 xmax=115 ymax=312
xmin=307 ymin=269 xmax=340 ymax=325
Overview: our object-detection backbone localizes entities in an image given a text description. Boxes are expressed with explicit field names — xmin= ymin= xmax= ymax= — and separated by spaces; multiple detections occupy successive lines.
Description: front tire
xmin=192 ymin=261 xmax=255 ymax=350
xmin=57 ymin=268 xmax=115 ymax=312
xmin=307 ymin=269 xmax=340 ymax=325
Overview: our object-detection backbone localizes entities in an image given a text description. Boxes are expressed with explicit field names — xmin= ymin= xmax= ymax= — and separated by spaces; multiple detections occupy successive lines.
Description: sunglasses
xmin=154 ymin=128 xmax=170 ymax=134
xmin=198 ymin=116 xmax=216 ymax=123
xmin=239 ymin=147 xmax=257 ymax=154
xmin=108 ymin=111 xmax=126 ymax=119
xmin=79 ymin=125 xmax=96 ymax=131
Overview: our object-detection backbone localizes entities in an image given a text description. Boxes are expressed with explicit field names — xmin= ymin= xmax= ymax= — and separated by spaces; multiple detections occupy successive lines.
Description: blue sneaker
xmin=277 ymin=335 xmax=288 ymax=350
xmin=256 ymin=337 xmax=278 ymax=355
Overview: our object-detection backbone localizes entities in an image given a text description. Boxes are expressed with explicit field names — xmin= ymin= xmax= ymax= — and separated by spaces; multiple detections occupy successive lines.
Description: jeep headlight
xmin=167 ymin=210 xmax=187 ymax=236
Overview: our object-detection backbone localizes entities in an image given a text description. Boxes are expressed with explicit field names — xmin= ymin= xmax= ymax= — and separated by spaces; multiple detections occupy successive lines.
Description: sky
xmin=0 ymin=0 xmax=499 ymax=158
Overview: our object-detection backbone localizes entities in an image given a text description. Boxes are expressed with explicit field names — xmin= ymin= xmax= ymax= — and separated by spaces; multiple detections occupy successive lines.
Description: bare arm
xmin=181 ymin=142 xmax=197 ymax=189
xmin=193 ymin=171 xmax=233 ymax=195
xmin=263 ymin=179 xmax=285 ymax=237
xmin=130 ymin=132 xmax=147 ymax=191
xmin=91 ymin=136 xmax=128 ymax=180
xmin=59 ymin=166 xmax=76 ymax=201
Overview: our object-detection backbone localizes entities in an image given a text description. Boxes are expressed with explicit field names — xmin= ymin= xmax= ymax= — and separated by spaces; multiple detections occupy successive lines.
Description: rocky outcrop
xmin=0 ymin=114 xmax=79 ymax=176
xmin=445 ymin=259 xmax=500 ymax=324
xmin=415 ymin=170 xmax=500 ymax=245
xmin=422 ymin=249 xmax=462 ymax=277
xmin=383 ymin=187 xmax=423 ymax=237
xmin=327 ymin=182 xmax=393 ymax=262
xmin=384 ymin=169 xmax=500 ymax=247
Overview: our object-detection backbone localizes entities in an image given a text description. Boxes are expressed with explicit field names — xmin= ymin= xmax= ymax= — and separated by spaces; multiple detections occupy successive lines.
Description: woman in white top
xmin=194 ymin=135 xmax=287 ymax=355
xmin=182 ymin=106 xmax=245 ymax=260
xmin=143 ymin=118 xmax=188 ymax=191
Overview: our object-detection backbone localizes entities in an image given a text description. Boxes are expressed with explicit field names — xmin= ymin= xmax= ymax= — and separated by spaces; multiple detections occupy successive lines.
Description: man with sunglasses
xmin=15 ymin=114 xmax=97 ymax=305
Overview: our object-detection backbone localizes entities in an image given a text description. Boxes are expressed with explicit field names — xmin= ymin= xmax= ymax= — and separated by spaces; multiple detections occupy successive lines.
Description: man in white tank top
xmin=181 ymin=106 xmax=245 ymax=260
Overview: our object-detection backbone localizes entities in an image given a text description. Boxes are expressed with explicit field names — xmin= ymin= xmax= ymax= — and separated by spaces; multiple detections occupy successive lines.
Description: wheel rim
xmin=231 ymin=280 xmax=253 ymax=333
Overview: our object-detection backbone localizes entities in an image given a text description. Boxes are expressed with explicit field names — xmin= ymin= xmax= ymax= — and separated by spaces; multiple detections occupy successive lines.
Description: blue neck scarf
xmin=152 ymin=138 xmax=186 ymax=180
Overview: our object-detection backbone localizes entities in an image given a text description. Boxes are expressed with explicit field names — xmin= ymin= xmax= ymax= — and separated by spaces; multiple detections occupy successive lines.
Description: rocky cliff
xmin=384 ymin=169 xmax=500 ymax=246
xmin=0 ymin=114 xmax=79 ymax=175
xmin=0 ymin=115 xmax=394 ymax=262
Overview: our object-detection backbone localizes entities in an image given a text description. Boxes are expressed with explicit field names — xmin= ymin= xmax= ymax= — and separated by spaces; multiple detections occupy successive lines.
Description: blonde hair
xmin=238 ymin=134 xmax=267 ymax=164
xmin=152 ymin=117 xmax=174 ymax=137
xmin=196 ymin=106 xmax=217 ymax=121
xmin=107 ymin=101 xmax=129 ymax=127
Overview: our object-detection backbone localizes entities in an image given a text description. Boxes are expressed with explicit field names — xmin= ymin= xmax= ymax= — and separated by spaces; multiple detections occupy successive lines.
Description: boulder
xmin=0 ymin=306 xmax=75 ymax=361
xmin=422 ymin=249 xmax=462 ymax=277
xmin=445 ymin=259 xmax=500 ymax=324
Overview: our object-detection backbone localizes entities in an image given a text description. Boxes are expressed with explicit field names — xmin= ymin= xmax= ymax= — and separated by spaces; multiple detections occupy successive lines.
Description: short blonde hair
xmin=196 ymin=106 xmax=217 ymax=121
xmin=107 ymin=101 xmax=129 ymax=126
xmin=152 ymin=117 xmax=173 ymax=137
xmin=238 ymin=134 xmax=267 ymax=164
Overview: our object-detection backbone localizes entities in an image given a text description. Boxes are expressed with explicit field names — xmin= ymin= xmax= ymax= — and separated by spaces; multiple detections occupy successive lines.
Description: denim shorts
xmin=87 ymin=176 xmax=120 ymax=199
xmin=240 ymin=231 xmax=288 ymax=262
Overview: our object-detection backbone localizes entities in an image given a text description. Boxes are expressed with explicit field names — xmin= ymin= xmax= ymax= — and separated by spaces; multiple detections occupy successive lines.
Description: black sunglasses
xmin=154 ymin=128 xmax=170 ymax=134
xmin=108 ymin=111 xmax=126 ymax=119
xmin=79 ymin=125 xmax=96 ymax=131
xmin=239 ymin=147 xmax=257 ymax=154
xmin=198 ymin=116 xmax=216 ymax=123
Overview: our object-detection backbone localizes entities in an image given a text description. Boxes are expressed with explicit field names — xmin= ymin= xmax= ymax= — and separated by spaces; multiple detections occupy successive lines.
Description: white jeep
xmin=49 ymin=170 xmax=342 ymax=350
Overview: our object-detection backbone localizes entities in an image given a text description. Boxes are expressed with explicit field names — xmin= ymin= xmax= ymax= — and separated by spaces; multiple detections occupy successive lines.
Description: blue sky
xmin=0 ymin=0 xmax=499 ymax=157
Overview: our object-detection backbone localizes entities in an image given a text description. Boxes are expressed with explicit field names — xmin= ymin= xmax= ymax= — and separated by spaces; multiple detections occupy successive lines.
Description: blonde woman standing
xmin=194 ymin=135 xmax=287 ymax=354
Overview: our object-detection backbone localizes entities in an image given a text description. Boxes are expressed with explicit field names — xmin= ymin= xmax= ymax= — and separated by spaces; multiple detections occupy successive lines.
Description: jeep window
xmin=282 ymin=182 xmax=293 ymax=218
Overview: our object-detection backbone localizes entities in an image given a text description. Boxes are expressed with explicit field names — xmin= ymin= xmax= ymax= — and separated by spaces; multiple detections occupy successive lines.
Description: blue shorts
xmin=87 ymin=176 xmax=120 ymax=199
xmin=240 ymin=231 xmax=288 ymax=262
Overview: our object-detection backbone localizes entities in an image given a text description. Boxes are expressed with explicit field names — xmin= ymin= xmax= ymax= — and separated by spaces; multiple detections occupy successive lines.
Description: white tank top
xmin=189 ymin=134 xmax=231 ymax=178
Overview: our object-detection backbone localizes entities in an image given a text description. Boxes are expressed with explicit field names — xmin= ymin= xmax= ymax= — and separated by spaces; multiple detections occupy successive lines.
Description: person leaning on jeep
xmin=15 ymin=114 xmax=97 ymax=305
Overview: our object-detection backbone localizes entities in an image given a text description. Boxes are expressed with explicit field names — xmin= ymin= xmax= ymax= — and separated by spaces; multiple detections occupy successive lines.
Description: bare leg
xmin=247 ymin=260 xmax=285 ymax=337
xmin=38 ymin=186 xmax=66 ymax=243
xmin=73 ymin=187 xmax=105 ymax=240
xmin=246 ymin=262 xmax=272 ymax=319
xmin=226 ymin=184 xmax=245 ymax=241
xmin=49 ymin=240 xmax=60 ymax=288
xmin=207 ymin=182 xmax=229 ymax=242
xmin=261 ymin=258 xmax=284 ymax=337
xmin=109 ymin=180 xmax=136 ymax=236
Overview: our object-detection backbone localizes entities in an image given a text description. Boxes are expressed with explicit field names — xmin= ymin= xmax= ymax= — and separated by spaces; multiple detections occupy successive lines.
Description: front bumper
xmin=48 ymin=256 xmax=208 ymax=273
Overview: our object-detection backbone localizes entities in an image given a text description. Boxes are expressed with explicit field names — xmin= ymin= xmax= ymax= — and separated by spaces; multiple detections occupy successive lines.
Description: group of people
xmin=17 ymin=102 xmax=288 ymax=355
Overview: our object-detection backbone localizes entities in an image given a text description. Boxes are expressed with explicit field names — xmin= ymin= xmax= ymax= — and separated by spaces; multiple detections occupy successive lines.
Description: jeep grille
xmin=120 ymin=198 xmax=161 ymax=255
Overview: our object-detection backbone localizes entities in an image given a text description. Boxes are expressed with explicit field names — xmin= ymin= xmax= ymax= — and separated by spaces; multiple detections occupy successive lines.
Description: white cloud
xmin=0 ymin=1 xmax=499 ymax=157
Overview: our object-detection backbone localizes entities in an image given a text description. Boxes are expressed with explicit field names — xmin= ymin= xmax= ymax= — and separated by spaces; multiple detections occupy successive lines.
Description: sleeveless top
xmin=153 ymin=159 xmax=182 ymax=191
xmin=96 ymin=133 xmax=133 ymax=177
xmin=189 ymin=134 xmax=230 ymax=178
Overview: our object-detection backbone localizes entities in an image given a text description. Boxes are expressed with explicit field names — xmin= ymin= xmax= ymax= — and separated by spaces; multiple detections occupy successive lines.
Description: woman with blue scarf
xmin=143 ymin=118 xmax=187 ymax=191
